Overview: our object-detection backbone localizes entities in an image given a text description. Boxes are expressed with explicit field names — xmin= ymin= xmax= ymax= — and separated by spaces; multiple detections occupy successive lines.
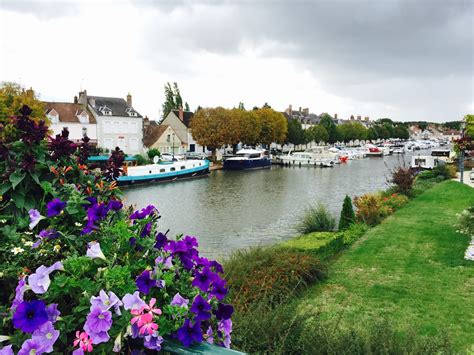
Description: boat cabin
xmin=410 ymin=155 xmax=442 ymax=170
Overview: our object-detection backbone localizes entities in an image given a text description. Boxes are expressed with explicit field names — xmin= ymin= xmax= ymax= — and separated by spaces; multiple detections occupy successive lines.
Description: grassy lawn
xmin=296 ymin=181 xmax=474 ymax=352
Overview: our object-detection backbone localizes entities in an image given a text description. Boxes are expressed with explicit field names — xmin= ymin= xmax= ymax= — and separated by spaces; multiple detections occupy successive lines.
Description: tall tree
xmin=306 ymin=124 xmax=329 ymax=144
xmin=319 ymin=113 xmax=338 ymax=144
xmin=161 ymin=82 xmax=187 ymax=119
xmin=286 ymin=119 xmax=305 ymax=145
xmin=0 ymin=82 xmax=45 ymax=122
xmin=254 ymin=108 xmax=287 ymax=146
xmin=184 ymin=102 xmax=190 ymax=111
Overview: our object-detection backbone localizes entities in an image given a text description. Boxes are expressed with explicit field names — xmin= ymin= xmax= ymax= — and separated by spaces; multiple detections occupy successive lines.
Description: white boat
xmin=410 ymin=155 xmax=442 ymax=170
xmin=365 ymin=144 xmax=384 ymax=157
xmin=279 ymin=146 xmax=336 ymax=167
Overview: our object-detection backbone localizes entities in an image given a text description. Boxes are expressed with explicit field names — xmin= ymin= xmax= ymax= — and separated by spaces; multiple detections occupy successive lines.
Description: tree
xmin=286 ymin=119 xmax=305 ymax=145
xmin=254 ymin=108 xmax=287 ymax=146
xmin=319 ymin=113 xmax=338 ymax=144
xmin=339 ymin=195 xmax=355 ymax=230
xmin=393 ymin=125 xmax=409 ymax=139
xmin=366 ymin=127 xmax=378 ymax=141
xmin=189 ymin=107 xmax=227 ymax=162
xmin=0 ymin=82 xmax=46 ymax=123
xmin=184 ymin=102 xmax=190 ymax=111
xmin=161 ymin=82 xmax=186 ymax=119
xmin=238 ymin=102 xmax=245 ymax=110
xmin=306 ymin=124 xmax=328 ymax=144
xmin=239 ymin=110 xmax=261 ymax=147
xmin=147 ymin=148 xmax=161 ymax=161
xmin=339 ymin=122 xmax=368 ymax=142
xmin=465 ymin=114 xmax=474 ymax=139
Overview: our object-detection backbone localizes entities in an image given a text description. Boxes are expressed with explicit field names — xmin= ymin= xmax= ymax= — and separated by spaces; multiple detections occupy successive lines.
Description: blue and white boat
xmin=223 ymin=148 xmax=271 ymax=170
xmin=117 ymin=159 xmax=210 ymax=186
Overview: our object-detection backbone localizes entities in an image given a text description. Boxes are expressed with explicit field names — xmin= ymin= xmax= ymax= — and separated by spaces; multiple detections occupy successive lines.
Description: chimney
xmin=143 ymin=116 xmax=150 ymax=129
xmin=74 ymin=96 xmax=78 ymax=104
xmin=303 ymin=108 xmax=309 ymax=116
xmin=299 ymin=107 xmax=302 ymax=113
xmin=78 ymin=90 xmax=87 ymax=106
xmin=357 ymin=115 xmax=361 ymax=121
xmin=178 ymin=106 xmax=184 ymax=121
xmin=334 ymin=113 xmax=338 ymax=119
xmin=350 ymin=115 xmax=354 ymax=120
xmin=127 ymin=92 xmax=132 ymax=106
xmin=288 ymin=104 xmax=292 ymax=118
xmin=26 ymin=87 xmax=34 ymax=99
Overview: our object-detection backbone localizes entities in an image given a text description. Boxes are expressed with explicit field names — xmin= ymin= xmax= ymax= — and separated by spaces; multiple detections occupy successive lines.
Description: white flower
xmin=24 ymin=231 xmax=33 ymax=235
xmin=53 ymin=244 xmax=61 ymax=253
xmin=0 ymin=219 xmax=7 ymax=223
xmin=86 ymin=241 xmax=106 ymax=261
xmin=24 ymin=241 xmax=34 ymax=247
xmin=75 ymin=222 xmax=82 ymax=227
xmin=11 ymin=247 xmax=25 ymax=255
xmin=464 ymin=245 xmax=474 ymax=261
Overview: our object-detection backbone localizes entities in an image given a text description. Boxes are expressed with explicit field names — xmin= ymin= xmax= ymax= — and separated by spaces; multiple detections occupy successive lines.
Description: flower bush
xmin=456 ymin=205 xmax=474 ymax=261
xmin=353 ymin=193 xmax=408 ymax=226
xmin=0 ymin=106 xmax=233 ymax=353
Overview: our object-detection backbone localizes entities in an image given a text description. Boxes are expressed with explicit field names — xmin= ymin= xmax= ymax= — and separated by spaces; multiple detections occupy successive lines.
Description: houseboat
xmin=410 ymin=155 xmax=442 ymax=170
xmin=278 ymin=146 xmax=335 ymax=167
xmin=223 ymin=148 xmax=271 ymax=170
xmin=117 ymin=159 xmax=210 ymax=186
xmin=431 ymin=149 xmax=456 ymax=163
xmin=365 ymin=144 xmax=384 ymax=157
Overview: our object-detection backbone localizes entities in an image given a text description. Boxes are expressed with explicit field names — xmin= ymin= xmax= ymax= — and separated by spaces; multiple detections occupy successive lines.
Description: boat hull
xmin=223 ymin=158 xmax=271 ymax=170
xmin=117 ymin=162 xmax=210 ymax=186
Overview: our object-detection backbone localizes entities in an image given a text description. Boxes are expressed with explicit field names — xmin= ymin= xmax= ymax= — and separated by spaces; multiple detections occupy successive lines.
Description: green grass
xmin=296 ymin=181 xmax=474 ymax=352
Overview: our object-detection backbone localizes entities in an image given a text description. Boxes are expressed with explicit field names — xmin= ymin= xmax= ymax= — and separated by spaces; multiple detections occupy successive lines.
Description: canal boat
xmin=278 ymin=146 xmax=336 ymax=167
xmin=223 ymin=148 xmax=271 ymax=170
xmin=117 ymin=159 xmax=210 ymax=186
xmin=365 ymin=144 xmax=384 ymax=157
xmin=410 ymin=155 xmax=442 ymax=170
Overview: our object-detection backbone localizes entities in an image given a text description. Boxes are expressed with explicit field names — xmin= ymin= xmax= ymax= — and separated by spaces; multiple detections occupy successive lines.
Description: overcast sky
xmin=0 ymin=0 xmax=472 ymax=122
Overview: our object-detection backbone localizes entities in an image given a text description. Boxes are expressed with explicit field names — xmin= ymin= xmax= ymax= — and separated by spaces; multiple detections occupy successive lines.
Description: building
xmin=43 ymin=101 xmax=97 ymax=144
xmin=78 ymin=90 xmax=144 ymax=154
xmin=143 ymin=120 xmax=184 ymax=154
xmin=160 ymin=108 xmax=205 ymax=153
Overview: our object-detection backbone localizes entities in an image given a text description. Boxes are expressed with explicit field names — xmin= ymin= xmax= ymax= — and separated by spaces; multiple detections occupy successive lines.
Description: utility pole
xmin=459 ymin=119 xmax=466 ymax=183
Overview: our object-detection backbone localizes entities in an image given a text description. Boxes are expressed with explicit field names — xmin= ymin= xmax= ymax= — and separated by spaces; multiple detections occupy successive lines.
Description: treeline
xmin=189 ymin=107 xmax=288 ymax=161
xmin=287 ymin=114 xmax=410 ymax=146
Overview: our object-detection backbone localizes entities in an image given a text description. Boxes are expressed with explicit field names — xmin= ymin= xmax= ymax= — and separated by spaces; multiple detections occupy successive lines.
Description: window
xmin=170 ymin=167 xmax=175 ymax=172
xmin=180 ymin=166 xmax=185 ymax=170
xmin=160 ymin=169 xmax=165 ymax=173
xmin=82 ymin=127 xmax=87 ymax=137
xmin=167 ymin=135 xmax=171 ymax=142
xmin=189 ymin=144 xmax=195 ymax=152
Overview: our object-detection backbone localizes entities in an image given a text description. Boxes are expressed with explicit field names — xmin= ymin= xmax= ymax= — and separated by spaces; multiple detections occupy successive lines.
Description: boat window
xmin=414 ymin=159 xmax=426 ymax=165
xmin=249 ymin=153 xmax=261 ymax=158
xmin=431 ymin=151 xmax=450 ymax=157
xmin=180 ymin=166 xmax=185 ymax=170
xmin=236 ymin=153 xmax=248 ymax=157
xmin=170 ymin=167 xmax=175 ymax=171
xmin=149 ymin=170 xmax=152 ymax=174
xmin=160 ymin=169 xmax=165 ymax=173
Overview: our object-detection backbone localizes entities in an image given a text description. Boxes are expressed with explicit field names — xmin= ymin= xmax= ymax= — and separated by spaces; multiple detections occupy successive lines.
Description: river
xmin=124 ymin=154 xmax=411 ymax=259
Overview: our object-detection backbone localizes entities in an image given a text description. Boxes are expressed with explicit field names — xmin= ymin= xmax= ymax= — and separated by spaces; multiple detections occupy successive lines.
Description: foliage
xmin=147 ymin=148 xmax=161 ymax=161
xmin=134 ymin=154 xmax=148 ymax=166
xmin=0 ymin=82 xmax=46 ymax=124
xmin=338 ymin=223 xmax=368 ymax=245
xmin=353 ymin=193 xmax=392 ymax=226
xmin=389 ymin=165 xmax=416 ymax=196
xmin=223 ymin=246 xmax=324 ymax=314
xmin=338 ymin=122 xmax=367 ymax=142
xmin=0 ymin=106 xmax=233 ymax=353
xmin=254 ymin=107 xmax=287 ymax=146
xmin=339 ymin=195 xmax=356 ymax=230
xmin=286 ymin=118 xmax=304 ymax=145
xmin=456 ymin=205 xmax=474 ymax=237
xmin=282 ymin=232 xmax=344 ymax=259
xmin=297 ymin=204 xmax=336 ymax=234
xmin=161 ymin=82 xmax=189 ymax=119
xmin=305 ymin=124 xmax=329 ymax=144
xmin=319 ymin=113 xmax=338 ymax=144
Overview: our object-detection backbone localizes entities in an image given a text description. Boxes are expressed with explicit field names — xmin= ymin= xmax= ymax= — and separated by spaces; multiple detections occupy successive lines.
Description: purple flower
xmin=46 ymin=198 xmax=66 ymax=217
xmin=214 ymin=303 xmax=234 ymax=321
xmin=164 ymin=240 xmax=188 ymax=254
xmin=176 ymin=319 xmax=203 ymax=347
xmin=192 ymin=267 xmax=216 ymax=292
xmin=205 ymin=326 xmax=214 ymax=344
xmin=218 ymin=319 xmax=232 ymax=348
xmin=32 ymin=321 xmax=59 ymax=352
xmin=85 ymin=307 xmax=112 ymax=333
xmin=211 ymin=279 xmax=228 ymax=301
xmin=46 ymin=303 xmax=60 ymax=323
xmin=183 ymin=235 xmax=198 ymax=249
xmin=28 ymin=209 xmax=44 ymax=229
xmin=170 ymin=293 xmax=189 ymax=308
xmin=28 ymin=262 xmax=64 ymax=294
xmin=140 ymin=222 xmax=152 ymax=237
xmin=130 ymin=205 xmax=157 ymax=220
xmin=135 ymin=270 xmax=156 ymax=295
xmin=156 ymin=255 xmax=173 ymax=269
xmin=83 ymin=203 xmax=109 ymax=234
xmin=143 ymin=332 xmax=164 ymax=351
xmin=154 ymin=233 xmax=168 ymax=249
xmin=13 ymin=300 xmax=48 ymax=333
xmin=12 ymin=277 xmax=27 ymax=312
xmin=108 ymin=200 xmax=123 ymax=211
xmin=86 ymin=242 xmax=106 ymax=260
xmin=18 ymin=339 xmax=44 ymax=355
xmin=190 ymin=294 xmax=211 ymax=322
xmin=83 ymin=322 xmax=110 ymax=345
xmin=0 ymin=345 xmax=13 ymax=355
xmin=32 ymin=229 xmax=59 ymax=249
xmin=72 ymin=349 xmax=84 ymax=355
xmin=122 ymin=291 xmax=146 ymax=311
xmin=90 ymin=290 xmax=122 ymax=315
xmin=210 ymin=260 xmax=224 ymax=274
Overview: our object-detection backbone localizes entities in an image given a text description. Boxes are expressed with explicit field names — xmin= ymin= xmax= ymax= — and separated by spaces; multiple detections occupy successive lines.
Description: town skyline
xmin=0 ymin=0 xmax=472 ymax=123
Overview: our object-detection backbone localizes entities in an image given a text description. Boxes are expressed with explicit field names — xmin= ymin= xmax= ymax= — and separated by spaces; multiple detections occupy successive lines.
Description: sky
xmin=0 ymin=0 xmax=472 ymax=123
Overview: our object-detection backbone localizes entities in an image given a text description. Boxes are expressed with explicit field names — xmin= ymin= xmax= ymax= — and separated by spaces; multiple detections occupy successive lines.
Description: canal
xmin=124 ymin=154 xmax=411 ymax=259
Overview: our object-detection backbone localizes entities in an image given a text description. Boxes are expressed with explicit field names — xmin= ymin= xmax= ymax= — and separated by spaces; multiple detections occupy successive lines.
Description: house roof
xmin=143 ymin=123 xmax=170 ymax=148
xmin=43 ymin=102 xmax=96 ymax=123
xmin=88 ymin=96 xmax=143 ymax=118
xmin=171 ymin=109 xmax=194 ymax=127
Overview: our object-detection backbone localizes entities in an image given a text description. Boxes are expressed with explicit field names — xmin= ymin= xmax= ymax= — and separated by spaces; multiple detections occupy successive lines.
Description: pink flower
xmin=137 ymin=313 xmax=158 ymax=335
xmin=73 ymin=331 xmax=93 ymax=353
xmin=143 ymin=298 xmax=162 ymax=316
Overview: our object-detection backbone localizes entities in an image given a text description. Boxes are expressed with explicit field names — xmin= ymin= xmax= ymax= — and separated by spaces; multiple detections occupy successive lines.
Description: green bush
xmin=457 ymin=205 xmax=474 ymax=236
xmin=147 ymin=148 xmax=161 ymax=160
xmin=339 ymin=195 xmax=356 ymax=230
xmin=133 ymin=153 xmax=148 ymax=165
xmin=282 ymin=232 xmax=344 ymax=259
xmin=432 ymin=163 xmax=457 ymax=180
xmin=223 ymin=246 xmax=325 ymax=313
xmin=338 ymin=223 xmax=368 ymax=245
xmin=297 ymin=204 xmax=336 ymax=234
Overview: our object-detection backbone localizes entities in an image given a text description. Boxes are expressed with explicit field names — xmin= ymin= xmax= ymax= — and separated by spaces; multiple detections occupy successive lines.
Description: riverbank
xmin=224 ymin=180 xmax=474 ymax=353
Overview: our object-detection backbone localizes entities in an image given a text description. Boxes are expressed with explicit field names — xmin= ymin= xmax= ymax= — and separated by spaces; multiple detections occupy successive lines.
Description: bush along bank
xmin=0 ymin=106 xmax=234 ymax=353
xmin=223 ymin=165 xmax=460 ymax=354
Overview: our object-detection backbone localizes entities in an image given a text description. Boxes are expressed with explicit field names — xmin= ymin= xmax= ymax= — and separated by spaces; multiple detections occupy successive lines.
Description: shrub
xmin=339 ymin=195 xmax=356 ymax=230
xmin=282 ymin=232 xmax=344 ymax=259
xmin=338 ymin=223 xmax=368 ymax=245
xmin=432 ymin=163 xmax=457 ymax=180
xmin=133 ymin=153 xmax=148 ymax=165
xmin=353 ymin=193 xmax=390 ymax=226
xmin=457 ymin=205 xmax=474 ymax=236
xmin=224 ymin=246 xmax=324 ymax=313
xmin=147 ymin=148 xmax=161 ymax=161
xmin=297 ymin=204 xmax=336 ymax=234
xmin=389 ymin=165 xmax=415 ymax=195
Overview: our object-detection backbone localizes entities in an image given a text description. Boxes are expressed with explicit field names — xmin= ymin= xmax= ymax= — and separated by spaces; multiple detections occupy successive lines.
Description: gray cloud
xmin=0 ymin=0 xmax=79 ymax=20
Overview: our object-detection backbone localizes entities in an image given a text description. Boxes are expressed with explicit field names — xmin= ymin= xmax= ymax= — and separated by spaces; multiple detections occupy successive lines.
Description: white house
xmin=160 ymin=108 xmax=206 ymax=153
xmin=43 ymin=101 xmax=97 ymax=144
xmin=78 ymin=90 xmax=144 ymax=154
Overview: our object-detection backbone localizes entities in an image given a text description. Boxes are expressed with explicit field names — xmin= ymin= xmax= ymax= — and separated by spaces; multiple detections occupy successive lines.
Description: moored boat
xmin=117 ymin=159 xmax=210 ymax=186
xmin=365 ymin=144 xmax=384 ymax=157
xmin=223 ymin=148 xmax=271 ymax=170
xmin=278 ymin=146 xmax=336 ymax=167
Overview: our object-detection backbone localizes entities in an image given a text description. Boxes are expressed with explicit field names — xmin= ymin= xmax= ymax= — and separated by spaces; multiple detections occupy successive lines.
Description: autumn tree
xmin=0 ymin=82 xmax=46 ymax=123
xmin=254 ymin=108 xmax=287 ymax=146
xmin=189 ymin=107 xmax=227 ymax=162
xmin=229 ymin=108 xmax=261 ymax=151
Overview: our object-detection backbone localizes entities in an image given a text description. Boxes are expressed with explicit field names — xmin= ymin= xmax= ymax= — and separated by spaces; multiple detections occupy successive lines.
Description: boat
xmin=431 ymin=149 xmax=456 ymax=163
xmin=410 ymin=155 xmax=442 ymax=170
xmin=278 ymin=146 xmax=336 ymax=167
xmin=365 ymin=144 xmax=384 ymax=157
xmin=117 ymin=159 xmax=210 ymax=186
xmin=223 ymin=148 xmax=271 ymax=170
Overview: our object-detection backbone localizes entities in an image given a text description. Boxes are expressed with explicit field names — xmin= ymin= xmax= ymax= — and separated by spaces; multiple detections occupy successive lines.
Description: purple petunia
xmin=211 ymin=279 xmax=228 ymax=301
xmin=107 ymin=200 xmax=123 ymax=211
xmin=32 ymin=321 xmax=60 ymax=353
xmin=176 ymin=319 xmax=203 ymax=347
xmin=170 ymin=293 xmax=189 ymax=308
xmin=213 ymin=303 xmax=234 ymax=321
xmin=130 ymin=205 xmax=157 ymax=220
xmin=90 ymin=290 xmax=122 ymax=315
xmin=0 ymin=345 xmax=13 ymax=355
xmin=183 ymin=235 xmax=198 ymax=249
xmin=13 ymin=300 xmax=48 ymax=333
xmin=154 ymin=232 xmax=168 ymax=249
xmin=218 ymin=319 xmax=232 ymax=348
xmin=192 ymin=267 xmax=216 ymax=292
xmin=32 ymin=229 xmax=60 ymax=249
xmin=122 ymin=292 xmax=146 ymax=311
xmin=28 ymin=209 xmax=44 ymax=229
xmin=83 ymin=322 xmax=110 ymax=345
xmin=18 ymin=339 xmax=44 ymax=355
xmin=155 ymin=255 xmax=173 ymax=270
xmin=11 ymin=277 xmax=27 ymax=312
xmin=28 ymin=262 xmax=64 ymax=294
xmin=140 ymin=222 xmax=152 ymax=237
xmin=205 ymin=326 xmax=214 ymax=344
xmin=46 ymin=198 xmax=66 ymax=217
xmin=135 ymin=270 xmax=156 ymax=295
xmin=84 ymin=307 xmax=112 ymax=344
xmin=46 ymin=303 xmax=60 ymax=323
xmin=82 ymin=203 xmax=109 ymax=234
xmin=143 ymin=332 xmax=164 ymax=351
xmin=190 ymin=294 xmax=211 ymax=322
xmin=86 ymin=241 xmax=106 ymax=260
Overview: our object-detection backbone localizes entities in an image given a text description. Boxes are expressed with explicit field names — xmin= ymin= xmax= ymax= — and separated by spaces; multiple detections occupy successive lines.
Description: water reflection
xmin=124 ymin=154 xmax=410 ymax=259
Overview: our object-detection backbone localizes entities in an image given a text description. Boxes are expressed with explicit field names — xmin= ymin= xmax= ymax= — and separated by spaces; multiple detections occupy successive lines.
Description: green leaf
xmin=14 ymin=191 xmax=25 ymax=209
xmin=40 ymin=181 xmax=53 ymax=194
xmin=9 ymin=171 xmax=26 ymax=189
xmin=0 ymin=183 xmax=11 ymax=195
xmin=29 ymin=172 xmax=41 ymax=185
xmin=66 ymin=206 xmax=79 ymax=215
